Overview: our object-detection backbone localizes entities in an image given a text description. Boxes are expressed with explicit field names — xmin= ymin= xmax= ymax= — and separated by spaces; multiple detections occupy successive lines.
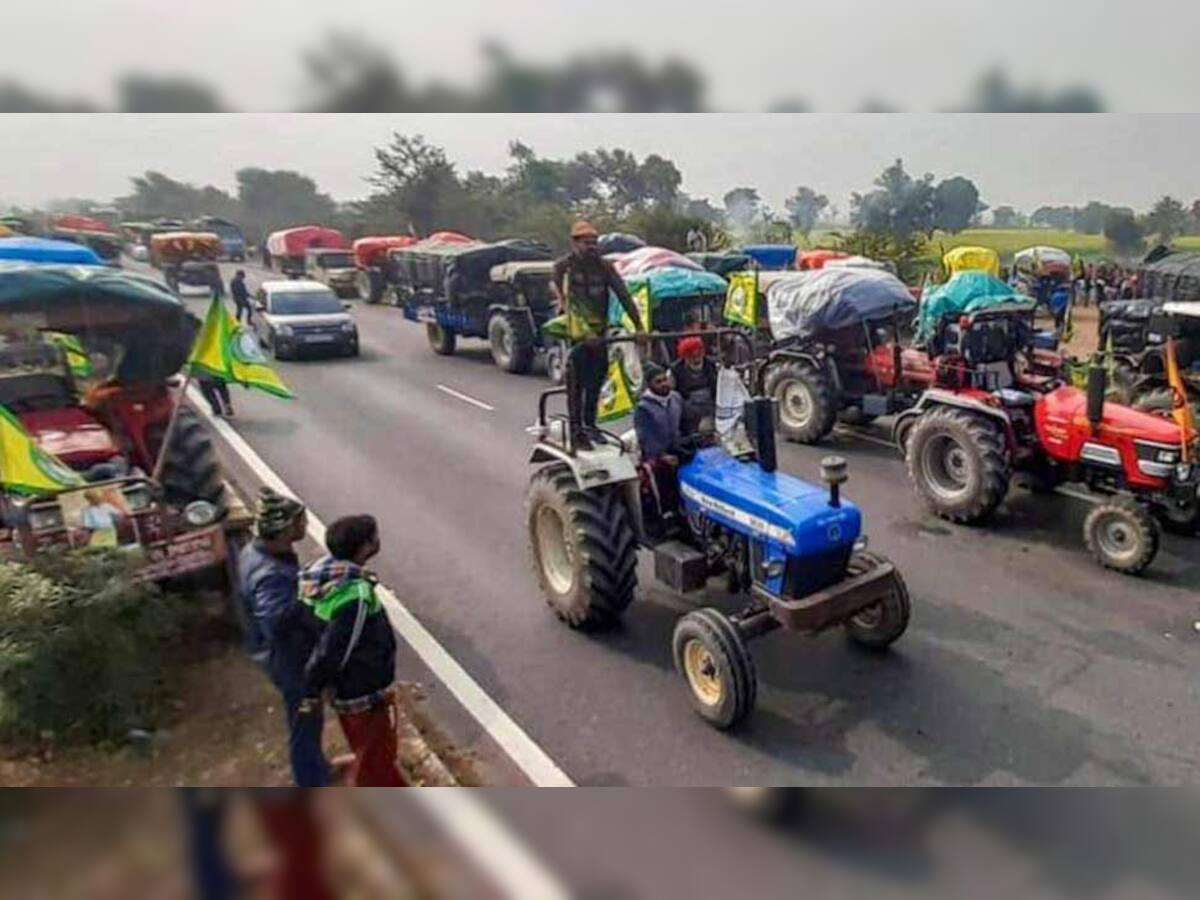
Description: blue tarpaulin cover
xmin=608 ymin=265 xmax=728 ymax=324
xmin=766 ymin=267 xmax=915 ymax=340
xmin=740 ymin=244 xmax=798 ymax=271
xmin=916 ymin=272 xmax=1025 ymax=342
xmin=0 ymin=236 xmax=103 ymax=265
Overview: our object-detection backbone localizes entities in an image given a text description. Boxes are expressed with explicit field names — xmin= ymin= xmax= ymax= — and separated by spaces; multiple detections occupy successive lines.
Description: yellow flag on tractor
xmin=46 ymin=332 xmax=93 ymax=378
xmin=619 ymin=282 xmax=652 ymax=333
xmin=188 ymin=295 xmax=293 ymax=399
xmin=0 ymin=405 xmax=84 ymax=495
xmin=1164 ymin=339 xmax=1197 ymax=460
xmin=597 ymin=356 xmax=636 ymax=423
xmin=724 ymin=271 xmax=759 ymax=328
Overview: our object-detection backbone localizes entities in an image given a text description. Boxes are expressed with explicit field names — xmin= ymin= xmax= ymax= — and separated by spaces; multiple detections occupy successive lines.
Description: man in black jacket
xmin=230 ymin=269 xmax=252 ymax=324
xmin=299 ymin=515 xmax=404 ymax=786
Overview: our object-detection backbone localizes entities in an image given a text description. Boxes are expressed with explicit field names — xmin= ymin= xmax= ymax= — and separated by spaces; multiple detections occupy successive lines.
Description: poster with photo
xmin=59 ymin=485 xmax=137 ymax=549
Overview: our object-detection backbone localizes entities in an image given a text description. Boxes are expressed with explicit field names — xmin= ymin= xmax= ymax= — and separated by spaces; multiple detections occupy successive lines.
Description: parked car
xmin=252 ymin=280 xmax=359 ymax=359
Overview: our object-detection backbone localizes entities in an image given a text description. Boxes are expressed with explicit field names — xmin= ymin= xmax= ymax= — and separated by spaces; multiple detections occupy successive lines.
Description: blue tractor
xmin=525 ymin=333 xmax=911 ymax=729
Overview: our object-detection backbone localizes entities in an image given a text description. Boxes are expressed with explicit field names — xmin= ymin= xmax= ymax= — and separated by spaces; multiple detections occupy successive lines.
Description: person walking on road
xmin=300 ymin=514 xmax=406 ymax=787
xmin=550 ymin=220 xmax=646 ymax=449
xmin=230 ymin=269 xmax=253 ymax=324
xmin=239 ymin=488 xmax=331 ymax=787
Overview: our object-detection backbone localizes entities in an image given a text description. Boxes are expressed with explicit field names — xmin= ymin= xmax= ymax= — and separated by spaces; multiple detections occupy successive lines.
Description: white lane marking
xmin=186 ymin=387 xmax=574 ymax=787
xmin=832 ymin=425 xmax=901 ymax=450
xmin=436 ymin=384 xmax=495 ymax=412
xmin=409 ymin=792 xmax=570 ymax=900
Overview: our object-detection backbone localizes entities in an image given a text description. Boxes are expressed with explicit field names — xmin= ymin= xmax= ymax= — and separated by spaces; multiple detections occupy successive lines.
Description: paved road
xmin=170 ymin=261 xmax=1200 ymax=785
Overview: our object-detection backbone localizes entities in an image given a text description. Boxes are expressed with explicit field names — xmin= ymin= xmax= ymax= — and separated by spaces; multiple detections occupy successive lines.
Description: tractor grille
xmin=782 ymin=547 xmax=853 ymax=599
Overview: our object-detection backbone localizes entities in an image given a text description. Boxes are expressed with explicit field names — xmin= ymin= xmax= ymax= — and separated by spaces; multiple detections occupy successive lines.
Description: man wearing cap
xmin=670 ymin=335 xmax=718 ymax=435
xmin=551 ymin=221 xmax=646 ymax=449
xmin=238 ymin=486 xmax=331 ymax=787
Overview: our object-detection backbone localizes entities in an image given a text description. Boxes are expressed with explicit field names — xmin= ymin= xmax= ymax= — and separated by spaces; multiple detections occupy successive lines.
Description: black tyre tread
xmin=672 ymin=607 xmax=756 ymax=730
xmin=489 ymin=312 xmax=535 ymax=374
xmin=763 ymin=359 xmax=837 ymax=443
xmin=1083 ymin=497 xmax=1160 ymax=575
xmin=427 ymin=323 xmax=457 ymax=355
xmin=844 ymin=552 xmax=911 ymax=650
xmin=905 ymin=407 xmax=1011 ymax=524
xmin=526 ymin=466 xmax=637 ymax=629
xmin=159 ymin=408 xmax=226 ymax=513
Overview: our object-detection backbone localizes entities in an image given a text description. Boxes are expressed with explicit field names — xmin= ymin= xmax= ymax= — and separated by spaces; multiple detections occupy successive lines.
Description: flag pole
xmin=151 ymin=368 xmax=195 ymax=484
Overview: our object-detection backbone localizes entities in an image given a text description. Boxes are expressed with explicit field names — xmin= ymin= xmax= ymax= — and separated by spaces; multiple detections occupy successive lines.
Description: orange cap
xmin=570 ymin=220 xmax=599 ymax=239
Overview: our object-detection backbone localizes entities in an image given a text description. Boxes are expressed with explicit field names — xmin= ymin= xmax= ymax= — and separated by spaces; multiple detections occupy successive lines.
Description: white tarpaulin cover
xmin=766 ymin=267 xmax=916 ymax=341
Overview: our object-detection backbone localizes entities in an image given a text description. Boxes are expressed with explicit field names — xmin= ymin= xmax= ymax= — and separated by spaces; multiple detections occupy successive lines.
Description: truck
xmin=191 ymin=216 xmax=247 ymax=262
xmin=263 ymin=226 xmax=349 ymax=278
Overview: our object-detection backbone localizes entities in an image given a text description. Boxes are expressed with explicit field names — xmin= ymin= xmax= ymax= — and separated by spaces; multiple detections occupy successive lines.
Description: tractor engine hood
xmin=18 ymin=407 xmax=121 ymax=468
xmin=679 ymin=447 xmax=862 ymax=553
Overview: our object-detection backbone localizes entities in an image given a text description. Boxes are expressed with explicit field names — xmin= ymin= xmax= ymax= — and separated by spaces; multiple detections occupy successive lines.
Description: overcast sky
xmin=2 ymin=114 xmax=1199 ymax=214
xmin=4 ymin=0 xmax=1200 ymax=111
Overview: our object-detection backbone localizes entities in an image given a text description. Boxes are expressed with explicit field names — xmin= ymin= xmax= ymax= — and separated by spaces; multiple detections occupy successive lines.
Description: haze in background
xmin=2 ymin=0 xmax=1196 ymax=111
xmin=2 ymin=114 xmax=1199 ymax=214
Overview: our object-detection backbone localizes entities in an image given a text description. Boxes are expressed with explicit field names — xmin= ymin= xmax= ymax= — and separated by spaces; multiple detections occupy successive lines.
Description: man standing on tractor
xmin=551 ymin=220 xmax=646 ymax=449
xmin=299 ymin=515 xmax=406 ymax=787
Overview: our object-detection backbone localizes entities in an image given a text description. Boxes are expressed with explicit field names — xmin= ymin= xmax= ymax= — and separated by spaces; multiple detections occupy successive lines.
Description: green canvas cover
xmin=916 ymin=272 xmax=1025 ymax=343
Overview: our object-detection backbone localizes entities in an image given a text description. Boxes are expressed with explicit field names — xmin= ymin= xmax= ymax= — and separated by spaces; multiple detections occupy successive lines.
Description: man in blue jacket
xmin=634 ymin=363 xmax=686 ymax=531
xmin=238 ymin=487 xmax=330 ymax=787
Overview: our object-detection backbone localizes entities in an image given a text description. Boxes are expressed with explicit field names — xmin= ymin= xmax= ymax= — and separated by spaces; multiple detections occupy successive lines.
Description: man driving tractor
xmin=550 ymin=220 xmax=645 ymax=449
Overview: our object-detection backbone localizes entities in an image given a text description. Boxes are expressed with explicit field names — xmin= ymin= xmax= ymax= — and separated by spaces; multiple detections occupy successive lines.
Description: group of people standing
xmin=238 ymin=488 xmax=405 ymax=787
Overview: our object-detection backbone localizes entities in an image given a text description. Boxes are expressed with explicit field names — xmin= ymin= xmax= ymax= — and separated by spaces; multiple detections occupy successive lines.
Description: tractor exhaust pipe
xmin=1086 ymin=352 xmax=1107 ymax=430
xmin=821 ymin=456 xmax=848 ymax=508
xmin=746 ymin=397 xmax=778 ymax=473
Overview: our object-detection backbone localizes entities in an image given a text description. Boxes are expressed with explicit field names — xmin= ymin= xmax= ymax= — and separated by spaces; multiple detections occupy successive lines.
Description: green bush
xmin=0 ymin=550 xmax=193 ymax=746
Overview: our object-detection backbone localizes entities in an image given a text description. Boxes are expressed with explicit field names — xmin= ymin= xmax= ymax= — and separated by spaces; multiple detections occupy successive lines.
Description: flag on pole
xmin=724 ymin=271 xmax=759 ymax=327
xmin=597 ymin=356 xmax=636 ymax=423
xmin=46 ymin=332 xmax=93 ymax=378
xmin=0 ymin=405 xmax=84 ymax=495
xmin=188 ymin=295 xmax=292 ymax=398
xmin=617 ymin=282 xmax=652 ymax=333
xmin=1164 ymin=338 xmax=1197 ymax=460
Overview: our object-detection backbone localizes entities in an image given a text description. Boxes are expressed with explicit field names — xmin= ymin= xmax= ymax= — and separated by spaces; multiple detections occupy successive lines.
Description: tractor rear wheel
xmin=426 ymin=323 xmax=457 ymax=356
xmin=843 ymin=553 xmax=911 ymax=650
xmin=526 ymin=465 xmax=638 ymax=629
xmin=1084 ymin=497 xmax=1159 ymax=574
xmin=763 ymin=359 xmax=837 ymax=444
xmin=155 ymin=407 xmax=226 ymax=515
xmin=357 ymin=269 xmax=383 ymax=304
xmin=672 ymin=608 xmax=756 ymax=730
xmin=906 ymin=406 xmax=1011 ymax=523
xmin=489 ymin=311 xmax=535 ymax=374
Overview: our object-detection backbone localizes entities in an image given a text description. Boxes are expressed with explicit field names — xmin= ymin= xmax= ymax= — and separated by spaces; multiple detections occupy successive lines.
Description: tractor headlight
xmin=184 ymin=500 xmax=219 ymax=527
xmin=761 ymin=559 xmax=786 ymax=580
xmin=28 ymin=505 xmax=64 ymax=531
xmin=853 ymin=534 xmax=869 ymax=553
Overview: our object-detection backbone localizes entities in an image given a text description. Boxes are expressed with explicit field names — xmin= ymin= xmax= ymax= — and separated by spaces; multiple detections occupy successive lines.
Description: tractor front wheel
xmin=1084 ymin=497 xmax=1160 ymax=575
xmin=763 ymin=359 xmax=837 ymax=444
xmin=526 ymin=465 xmax=638 ymax=629
xmin=426 ymin=323 xmax=457 ymax=356
xmin=672 ymin=608 xmax=757 ymax=730
xmin=906 ymin=406 xmax=1011 ymax=524
xmin=489 ymin=311 xmax=535 ymax=374
xmin=843 ymin=553 xmax=911 ymax=650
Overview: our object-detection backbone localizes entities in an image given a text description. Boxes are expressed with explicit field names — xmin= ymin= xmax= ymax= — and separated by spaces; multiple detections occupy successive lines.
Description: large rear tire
xmin=843 ymin=553 xmax=911 ymax=650
xmin=762 ymin=359 xmax=837 ymax=444
xmin=426 ymin=323 xmax=457 ymax=356
xmin=1084 ymin=497 xmax=1159 ymax=575
xmin=526 ymin=465 xmax=638 ymax=629
xmin=155 ymin=406 xmax=226 ymax=515
xmin=489 ymin=311 xmax=535 ymax=374
xmin=357 ymin=269 xmax=384 ymax=304
xmin=672 ymin=608 xmax=756 ymax=730
xmin=906 ymin=406 xmax=1011 ymax=523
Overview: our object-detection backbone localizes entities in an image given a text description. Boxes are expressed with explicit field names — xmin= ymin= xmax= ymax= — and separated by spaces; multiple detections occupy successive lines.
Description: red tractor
xmin=897 ymin=303 xmax=1199 ymax=574
xmin=0 ymin=263 xmax=237 ymax=581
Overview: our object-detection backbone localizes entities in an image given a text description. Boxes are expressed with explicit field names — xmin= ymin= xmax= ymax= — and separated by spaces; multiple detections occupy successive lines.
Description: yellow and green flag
xmin=1165 ymin=339 xmax=1197 ymax=457
xmin=724 ymin=271 xmax=759 ymax=328
xmin=0 ymin=405 xmax=84 ymax=495
xmin=597 ymin=356 xmax=636 ymax=424
xmin=188 ymin=296 xmax=292 ymax=399
xmin=618 ymin=282 xmax=652 ymax=333
xmin=46 ymin=332 xmax=93 ymax=378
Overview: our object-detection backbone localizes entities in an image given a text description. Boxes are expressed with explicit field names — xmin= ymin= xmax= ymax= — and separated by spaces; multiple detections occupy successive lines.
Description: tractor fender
xmin=904 ymin=389 xmax=1018 ymax=452
xmin=528 ymin=442 xmax=640 ymax=492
